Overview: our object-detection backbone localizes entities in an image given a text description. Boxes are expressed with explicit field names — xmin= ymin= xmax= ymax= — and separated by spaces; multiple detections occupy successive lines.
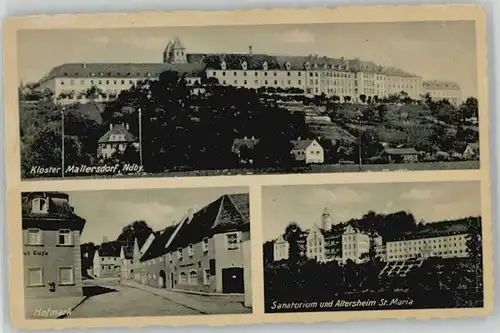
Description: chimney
xmin=109 ymin=124 xmax=113 ymax=130
xmin=249 ymin=45 xmax=253 ymax=55
xmin=83 ymin=63 xmax=87 ymax=69
xmin=126 ymin=123 xmax=130 ymax=130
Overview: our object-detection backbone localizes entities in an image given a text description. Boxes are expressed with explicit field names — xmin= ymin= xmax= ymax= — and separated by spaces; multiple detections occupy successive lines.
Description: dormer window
xmin=99 ymin=72 xmax=104 ymax=76
xmin=285 ymin=62 xmax=291 ymax=70
xmin=304 ymin=62 xmax=311 ymax=70
xmin=90 ymin=73 xmax=96 ymax=77
xmin=32 ymin=198 xmax=48 ymax=214
xmin=188 ymin=244 xmax=194 ymax=257
xmin=241 ymin=61 xmax=248 ymax=70
xmin=262 ymin=61 xmax=268 ymax=71
xmin=221 ymin=60 xmax=227 ymax=70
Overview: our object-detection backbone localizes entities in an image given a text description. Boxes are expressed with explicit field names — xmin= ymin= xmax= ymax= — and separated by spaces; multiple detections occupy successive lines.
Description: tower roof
xmin=171 ymin=36 xmax=186 ymax=50
xmin=322 ymin=207 xmax=330 ymax=216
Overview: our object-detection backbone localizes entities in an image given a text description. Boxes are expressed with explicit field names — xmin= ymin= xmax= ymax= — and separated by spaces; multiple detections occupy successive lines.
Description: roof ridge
xmin=226 ymin=194 xmax=246 ymax=222
xmin=212 ymin=196 xmax=226 ymax=229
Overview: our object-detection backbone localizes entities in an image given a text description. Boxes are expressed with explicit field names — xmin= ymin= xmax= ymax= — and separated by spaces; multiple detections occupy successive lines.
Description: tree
xmin=284 ymin=222 xmax=303 ymax=263
xmin=116 ymin=220 xmax=154 ymax=249
xmin=359 ymin=94 xmax=367 ymax=104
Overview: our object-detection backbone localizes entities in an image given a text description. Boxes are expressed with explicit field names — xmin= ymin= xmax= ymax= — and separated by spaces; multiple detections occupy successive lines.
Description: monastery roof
xmin=39 ymin=62 xmax=205 ymax=83
xmin=166 ymin=193 xmax=250 ymax=252
xmin=98 ymin=124 xmax=137 ymax=144
xmin=423 ymin=80 xmax=461 ymax=91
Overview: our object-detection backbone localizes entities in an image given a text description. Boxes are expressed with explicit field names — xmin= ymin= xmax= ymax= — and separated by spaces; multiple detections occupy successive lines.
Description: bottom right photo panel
xmin=262 ymin=181 xmax=483 ymax=313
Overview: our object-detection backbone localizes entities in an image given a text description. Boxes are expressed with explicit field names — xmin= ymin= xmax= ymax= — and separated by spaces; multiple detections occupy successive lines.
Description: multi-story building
xmin=422 ymin=80 xmax=462 ymax=105
xmin=385 ymin=221 xmax=471 ymax=262
xmin=36 ymin=37 xmax=462 ymax=105
xmin=22 ymin=192 xmax=86 ymax=298
xmin=273 ymin=209 xmax=476 ymax=265
xmin=273 ymin=208 xmax=379 ymax=264
xmin=135 ymin=193 xmax=251 ymax=295
xmin=92 ymin=242 xmax=121 ymax=278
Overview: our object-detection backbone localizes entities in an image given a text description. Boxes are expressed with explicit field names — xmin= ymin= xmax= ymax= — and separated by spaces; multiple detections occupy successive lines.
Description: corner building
xmin=22 ymin=192 xmax=86 ymax=298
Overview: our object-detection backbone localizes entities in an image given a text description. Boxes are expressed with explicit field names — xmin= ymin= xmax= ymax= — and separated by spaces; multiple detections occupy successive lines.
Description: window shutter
xmin=39 ymin=230 xmax=44 ymax=245
xmin=23 ymin=230 xmax=28 ymax=245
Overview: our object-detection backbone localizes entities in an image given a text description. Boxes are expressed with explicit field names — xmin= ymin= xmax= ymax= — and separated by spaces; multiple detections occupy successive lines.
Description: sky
xmin=66 ymin=186 xmax=248 ymax=244
xmin=18 ymin=20 xmax=477 ymax=97
xmin=262 ymin=181 xmax=481 ymax=242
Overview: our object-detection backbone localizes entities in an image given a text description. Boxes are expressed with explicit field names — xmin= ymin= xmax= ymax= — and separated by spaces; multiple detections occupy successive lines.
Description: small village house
xmin=97 ymin=123 xmax=139 ymax=160
xmin=92 ymin=241 xmax=121 ymax=278
xmin=379 ymin=147 xmax=419 ymax=163
xmin=119 ymin=246 xmax=134 ymax=280
xmin=22 ymin=192 xmax=86 ymax=298
xmin=290 ymin=138 xmax=324 ymax=164
xmin=463 ymin=142 xmax=479 ymax=160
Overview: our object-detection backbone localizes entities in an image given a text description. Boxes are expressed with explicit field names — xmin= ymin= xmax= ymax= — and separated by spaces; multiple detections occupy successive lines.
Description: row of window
xmin=389 ymin=243 xmax=466 ymax=253
xmin=60 ymin=79 xmax=138 ymax=86
xmin=26 ymin=228 xmax=72 ymax=246
xmin=26 ymin=266 xmax=74 ymax=287
xmin=388 ymin=236 xmax=466 ymax=247
xmin=178 ymin=269 xmax=211 ymax=285
xmin=141 ymin=233 xmax=240 ymax=267
xmin=388 ymin=249 xmax=467 ymax=260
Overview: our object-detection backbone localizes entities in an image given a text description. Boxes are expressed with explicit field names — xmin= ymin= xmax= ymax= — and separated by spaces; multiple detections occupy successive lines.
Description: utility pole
xmin=138 ymin=107 xmax=143 ymax=168
xmin=61 ymin=107 xmax=65 ymax=179
xmin=357 ymin=110 xmax=363 ymax=171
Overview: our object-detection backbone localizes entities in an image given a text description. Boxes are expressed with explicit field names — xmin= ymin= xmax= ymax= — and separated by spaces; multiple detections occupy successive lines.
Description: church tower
xmin=321 ymin=207 xmax=333 ymax=230
xmin=163 ymin=37 xmax=187 ymax=64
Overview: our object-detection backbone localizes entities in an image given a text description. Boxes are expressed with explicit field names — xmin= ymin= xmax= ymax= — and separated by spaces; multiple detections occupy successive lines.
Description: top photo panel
xmin=18 ymin=21 xmax=481 ymax=180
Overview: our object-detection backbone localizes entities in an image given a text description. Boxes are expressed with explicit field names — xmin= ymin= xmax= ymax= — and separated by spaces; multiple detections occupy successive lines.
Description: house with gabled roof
xmin=161 ymin=193 xmax=250 ymax=294
xmin=290 ymin=138 xmax=324 ymax=164
xmin=463 ymin=142 xmax=479 ymax=160
xmin=93 ymin=241 xmax=121 ymax=278
xmin=97 ymin=123 xmax=139 ymax=159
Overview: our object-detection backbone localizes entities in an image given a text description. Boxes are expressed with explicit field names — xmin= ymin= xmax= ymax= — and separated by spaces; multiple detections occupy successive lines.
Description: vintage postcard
xmin=3 ymin=3 xmax=492 ymax=330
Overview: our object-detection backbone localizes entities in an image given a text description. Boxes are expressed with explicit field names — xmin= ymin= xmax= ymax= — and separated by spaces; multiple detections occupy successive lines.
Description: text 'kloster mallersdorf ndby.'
xmin=29 ymin=163 xmax=143 ymax=175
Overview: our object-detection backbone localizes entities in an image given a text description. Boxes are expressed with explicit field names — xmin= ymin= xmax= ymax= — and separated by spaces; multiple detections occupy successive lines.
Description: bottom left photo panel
xmin=20 ymin=186 xmax=252 ymax=319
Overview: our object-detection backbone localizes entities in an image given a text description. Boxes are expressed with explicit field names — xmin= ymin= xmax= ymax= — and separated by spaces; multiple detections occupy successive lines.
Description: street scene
xmin=17 ymin=21 xmax=480 ymax=180
xmin=22 ymin=187 xmax=252 ymax=319
xmin=262 ymin=181 xmax=484 ymax=313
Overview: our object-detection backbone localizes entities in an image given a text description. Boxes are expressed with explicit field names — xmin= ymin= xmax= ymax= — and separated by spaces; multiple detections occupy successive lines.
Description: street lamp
xmin=138 ymin=107 xmax=142 ymax=168
xmin=61 ymin=106 xmax=66 ymax=179
xmin=357 ymin=110 xmax=363 ymax=171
